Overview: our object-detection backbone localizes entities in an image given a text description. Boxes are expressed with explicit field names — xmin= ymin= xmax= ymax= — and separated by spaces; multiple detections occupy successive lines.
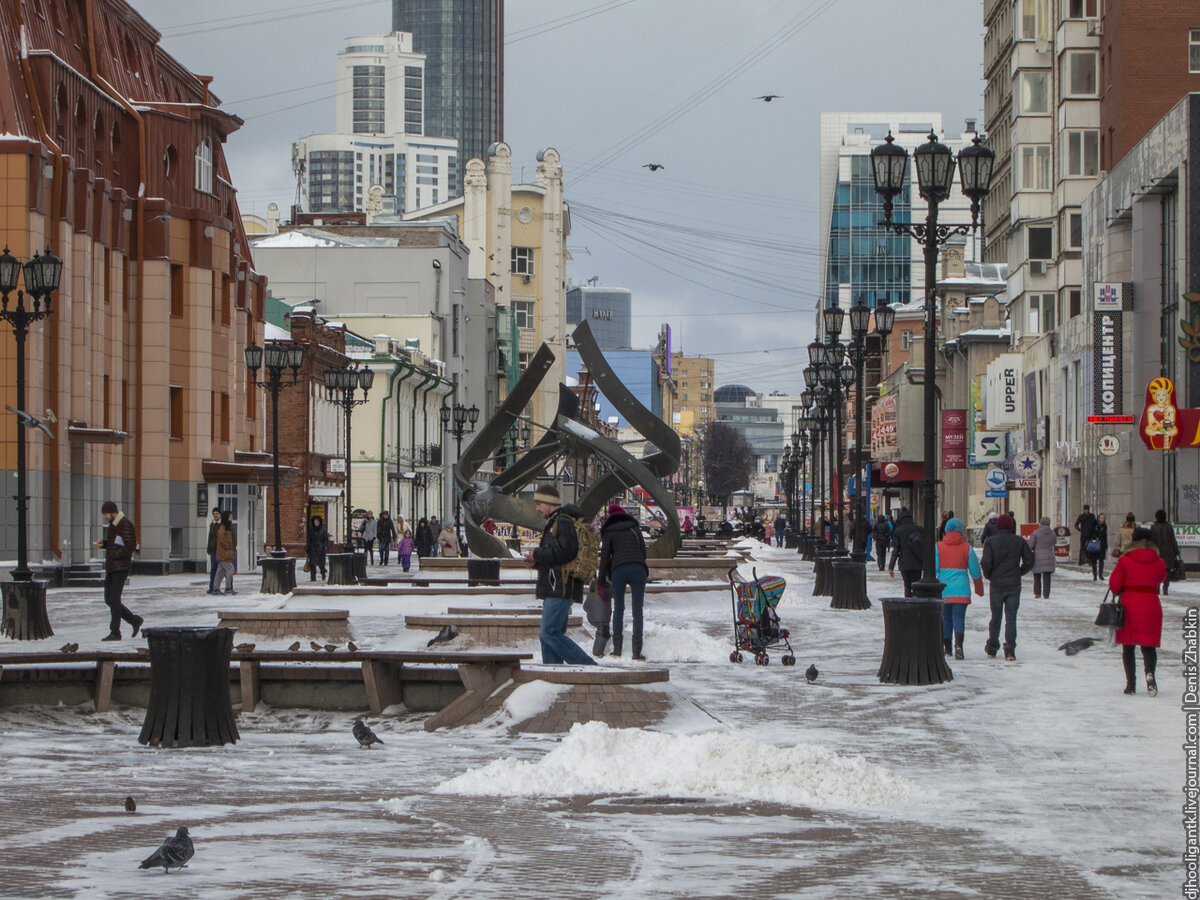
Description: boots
xmin=954 ymin=634 xmax=964 ymax=660
xmin=1147 ymin=672 xmax=1158 ymax=697
xmin=592 ymin=626 xmax=610 ymax=658
xmin=609 ymin=634 xmax=623 ymax=658
xmin=632 ymin=636 xmax=644 ymax=661
xmin=1004 ymin=648 xmax=1016 ymax=661
xmin=943 ymin=638 xmax=952 ymax=657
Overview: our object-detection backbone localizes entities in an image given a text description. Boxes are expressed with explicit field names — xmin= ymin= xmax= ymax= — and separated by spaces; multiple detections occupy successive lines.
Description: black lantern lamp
xmin=822 ymin=305 xmax=845 ymax=340
xmin=807 ymin=340 xmax=824 ymax=367
xmin=869 ymin=132 xmax=908 ymax=221
xmin=802 ymin=367 xmax=818 ymax=392
xmin=875 ymin=303 xmax=896 ymax=338
xmin=957 ymin=135 xmax=996 ymax=224
xmin=913 ymin=131 xmax=956 ymax=203
xmin=849 ymin=299 xmax=872 ymax=339
xmin=839 ymin=361 xmax=855 ymax=388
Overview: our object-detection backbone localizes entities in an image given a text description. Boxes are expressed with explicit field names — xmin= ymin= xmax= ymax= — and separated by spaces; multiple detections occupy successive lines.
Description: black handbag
xmin=1094 ymin=589 xmax=1124 ymax=628
xmin=1169 ymin=561 xmax=1187 ymax=582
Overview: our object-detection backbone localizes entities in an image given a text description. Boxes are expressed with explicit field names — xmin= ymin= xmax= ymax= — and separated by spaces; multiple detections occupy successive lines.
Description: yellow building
xmin=671 ymin=354 xmax=716 ymax=434
xmin=406 ymin=143 xmax=569 ymax=436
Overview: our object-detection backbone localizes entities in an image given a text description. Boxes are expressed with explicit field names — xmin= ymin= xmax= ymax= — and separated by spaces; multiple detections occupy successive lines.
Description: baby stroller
xmin=728 ymin=567 xmax=796 ymax=666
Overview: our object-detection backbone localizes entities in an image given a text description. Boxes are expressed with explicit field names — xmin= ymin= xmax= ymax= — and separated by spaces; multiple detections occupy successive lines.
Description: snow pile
xmin=475 ymin=681 xmax=566 ymax=729
xmin=435 ymin=721 xmax=919 ymax=808
xmin=637 ymin=621 xmax=730 ymax=663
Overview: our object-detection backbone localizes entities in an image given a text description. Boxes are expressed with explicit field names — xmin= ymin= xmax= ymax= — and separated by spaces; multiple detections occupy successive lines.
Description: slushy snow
xmin=436 ymin=721 xmax=920 ymax=808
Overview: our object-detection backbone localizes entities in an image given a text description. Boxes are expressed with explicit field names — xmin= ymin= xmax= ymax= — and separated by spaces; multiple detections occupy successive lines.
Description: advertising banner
xmin=871 ymin=394 xmax=898 ymax=459
xmin=985 ymin=354 xmax=1025 ymax=428
xmin=972 ymin=431 xmax=1006 ymax=466
xmin=941 ymin=408 xmax=968 ymax=469
xmin=1093 ymin=282 xmax=1131 ymax=416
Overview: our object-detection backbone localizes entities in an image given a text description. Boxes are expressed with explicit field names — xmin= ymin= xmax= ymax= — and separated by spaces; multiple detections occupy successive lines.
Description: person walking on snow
xmin=360 ymin=511 xmax=378 ymax=565
xmin=1150 ymin=509 xmax=1181 ymax=595
xmin=1074 ymin=504 xmax=1097 ymax=566
xmin=397 ymin=530 xmax=415 ymax=573
xmin=872 ymin=515 xmax=892 ymax=571
xmin=600 ymin=503 xmax=649 ymax=660
xmin=525 ymin=485 xmax=596 ymax=666
xmin=205 ymin=507 xmax=222 ymax=594
xmin=1087 ymin=513 xmax=1110 ymax=580
xmin=935 ymin=517 xmax=983 ymax=660
xmin=980 ymin=512 xmax=1034 ymax=660
xmin=1108 ymin=526 xmax=1165 ymax=696
xmin=376 ymin=511 xmax=396 ymax=566
xmin=1027 ymin=516 xmax=1057 ymax=599
xmin=213 ymin=510 xmax=237 ymax=595
xmin=95 ymin=500 xmax=143 ymax=641
xmin=305 ymin=514 xmax=329 ymax=582
xmin=1112 ymin=512 xmax=1138 ymax=559
xmin=888 ymin=507 xmax=924 ymax=598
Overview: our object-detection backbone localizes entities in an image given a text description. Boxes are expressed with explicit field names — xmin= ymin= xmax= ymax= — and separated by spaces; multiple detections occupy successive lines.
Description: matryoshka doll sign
xmin=1138 ymin=377 xmax=1190 ymax=449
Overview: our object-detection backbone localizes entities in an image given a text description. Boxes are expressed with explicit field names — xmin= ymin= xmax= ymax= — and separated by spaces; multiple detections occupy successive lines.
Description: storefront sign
xmin=1093 ymin=283 xmax=1131 ymax=415
xmin=1013 ymin=450 xmax=1042 ymax=478
xmin=1097 ymin=435 xmax=1120 ymax=456
xmin=942 ymin=408 xmax=967 ymax=469
xmin=985 ymin=354 xmax=1024 ymax=429
xmin=1137 ymin=376 xmax=1200 ymax=450
xmin=984 ymin=466 xmax=1007 ymax=498
xmin=972 ymin=431 xmax=1006 ymax=466
xmin=1175 ymin=524 xmax=1200 ymax=548
xmin=871 ymin=395 xmax=898 ymax=459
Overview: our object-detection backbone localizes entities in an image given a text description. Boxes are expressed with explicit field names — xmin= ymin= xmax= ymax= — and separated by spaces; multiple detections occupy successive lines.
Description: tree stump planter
xmin=830 ymin=558 xmax=871 ymax=610
xmin=138 ymin=627 xmax=239 ymax=747
xmin=877 ymin=598 xmax=953 ymax=685
xmin=0 ymin=581 xmax=53 ymax=641
xmin=327 ymin=553 xmax=358 ymax=586
xmin=258 ymin=557 xmax=297 ymax=595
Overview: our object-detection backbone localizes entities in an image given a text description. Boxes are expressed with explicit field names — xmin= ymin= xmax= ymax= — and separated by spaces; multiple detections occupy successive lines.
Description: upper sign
xmin=985 ymin=354 xmax=1025 ymax=429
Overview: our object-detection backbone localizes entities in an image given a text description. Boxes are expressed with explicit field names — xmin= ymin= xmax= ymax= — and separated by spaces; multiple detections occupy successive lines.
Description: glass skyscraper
xmin=392 ymin=0 xmax=504 ymax=196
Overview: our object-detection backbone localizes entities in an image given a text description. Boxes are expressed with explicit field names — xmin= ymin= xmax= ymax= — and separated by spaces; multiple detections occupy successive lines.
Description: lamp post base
xmin=327 ymin=553 xmax=359 ymax=586
xmin=0 ymin=580 xmax=52 ymax=640
xmin=812 ymin=550 xmax=835 ymax=597
xmin=877 ymin=597 xmax=953 ymax=685
xmin=829 ymin=558 xmax=870 ymax=609
xmin=259 ymin=557 xmax=297 ymax=595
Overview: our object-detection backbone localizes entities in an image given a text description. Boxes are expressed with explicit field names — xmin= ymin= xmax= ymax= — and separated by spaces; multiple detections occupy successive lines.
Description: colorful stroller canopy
xmin=735 ymin=574 xmax=786 ymax=624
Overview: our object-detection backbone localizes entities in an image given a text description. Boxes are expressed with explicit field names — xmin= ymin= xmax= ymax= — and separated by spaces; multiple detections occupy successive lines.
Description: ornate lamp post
xmin=323 ymin=364 xmax=373 ymax=584
xmin=440 ymin=401 xmax=479 ymax=554
xmin=797 ymin=412 xmax=813 ymax=556
xmin=245 ymin=340 xmax=305 ymax=594
xmin=870 ymin=130 xmax=994 ymax=684
xmin=0 ymin=248 xmax=61 ymax=640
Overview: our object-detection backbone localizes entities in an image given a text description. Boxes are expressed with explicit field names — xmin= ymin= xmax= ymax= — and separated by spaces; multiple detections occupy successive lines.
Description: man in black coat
xmin=599 ymin=503 xmax=649 ymax=659
xmin=524 ymin=485 xmax=595 ymax=665
xmin=887 ymin=508 xmax=924 ymax=598
xmin=980 ymin=512 xmax=1035 ymax=660
xmin=1074 ymin=505 xmax=1097 ymax=566
xmin=94 ymin=500 xmax=142 ymax=641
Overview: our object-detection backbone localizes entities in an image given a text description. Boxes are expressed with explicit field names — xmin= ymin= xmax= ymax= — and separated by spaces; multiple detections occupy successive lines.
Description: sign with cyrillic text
xmin=1093 ymin=282 xmax=1131 ymax=415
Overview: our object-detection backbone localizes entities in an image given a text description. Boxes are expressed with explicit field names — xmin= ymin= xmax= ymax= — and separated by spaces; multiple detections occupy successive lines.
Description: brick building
xmin=0 ymin=0 xmax=266 ymax=575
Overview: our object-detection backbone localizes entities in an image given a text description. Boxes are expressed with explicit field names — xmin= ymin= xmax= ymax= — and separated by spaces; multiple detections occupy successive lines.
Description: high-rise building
xmin=393 ymin=0 xmax=505 ymax=195
xmin=294 ymin=33 xmax=458 ymax=215
xmin=566 ymin=285 xmax=632 ymax=349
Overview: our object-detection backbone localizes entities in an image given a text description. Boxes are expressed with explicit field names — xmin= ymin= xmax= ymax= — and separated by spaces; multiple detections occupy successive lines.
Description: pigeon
xmin=323 ymin=643 xmax=337 ymax=653
xmin=805 ymin=664 xmax=819 ymax=683
xmin=642 ymin=163 xmax=665 ymax=171
xmin=288 ymin=641 xmax=301 ymax=652
xmin=5 ymin=406 xmax=54 ymax=439
xmin=426 ymin=624 xmax=459 ymax=647
xmin=347 ymin=641 xmax=359 ymax=653
xmin=138 ymin=826 xmax=194 ymax=873
xmin=59 ymin=642 xmax=78 ymax=653
xmin=235 ymin=642 xmax=256 ymax=653
xmin=309 ymin=641 xmax=322 ymax=652
xmin=1058 ymin=637 xmax=1098 ymax=656
xmin=754 ymin=94 xmax=782 ymax=102
xmin=124 ymin=796 xmax=136 ymax=813
xmin=353 ymin=718 xmax=383 ymax=749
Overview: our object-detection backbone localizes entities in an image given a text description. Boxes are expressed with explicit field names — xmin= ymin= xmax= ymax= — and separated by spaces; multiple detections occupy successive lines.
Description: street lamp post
xmin=798 ymin=388 xmax=816 ymax=559
xmin=245 ymin=341 xmax=305 ymax=594
xmin=0 ymin=248 xmax=61 ymax=640
xmin=440 ymin=401 xmax=479 ymax=555
xmin=870 ymin=130 xmax=994 ymax=684
xmin=323 ymin=365 xmax=374 ymax=584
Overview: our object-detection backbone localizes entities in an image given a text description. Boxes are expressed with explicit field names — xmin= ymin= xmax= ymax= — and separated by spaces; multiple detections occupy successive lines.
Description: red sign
xmin=1139 ymin=377 xmax=1199 ymax=449
xmin=1087 ymin=415 xmax=1135 ymax=424
xmin=941 ymin=408 xmax=967 ymax=469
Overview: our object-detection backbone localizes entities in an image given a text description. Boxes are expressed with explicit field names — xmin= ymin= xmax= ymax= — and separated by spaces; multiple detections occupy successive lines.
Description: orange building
xmin=0 ymin=0 xmax=266 ymax=576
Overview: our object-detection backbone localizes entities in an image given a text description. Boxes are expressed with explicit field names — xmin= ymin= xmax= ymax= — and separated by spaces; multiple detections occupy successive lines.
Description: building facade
xmin=392 ymin=0 xmax=504 ymax=196
xmin=566 ymin=284 xmax=631 ymax=349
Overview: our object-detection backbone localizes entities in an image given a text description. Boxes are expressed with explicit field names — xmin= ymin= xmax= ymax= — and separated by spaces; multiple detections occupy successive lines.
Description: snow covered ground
xmin=0 ymin=547 xmax=1189 ymax=898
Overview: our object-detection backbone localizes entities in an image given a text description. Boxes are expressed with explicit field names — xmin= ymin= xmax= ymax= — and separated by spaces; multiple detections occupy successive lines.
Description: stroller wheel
xmin=756 ymin=652 xmax=769 ymax=666
xmin=730 ymin=650 xmax=743 ymax=664
xmin=782 ymin=655 xmax=796 ymax=666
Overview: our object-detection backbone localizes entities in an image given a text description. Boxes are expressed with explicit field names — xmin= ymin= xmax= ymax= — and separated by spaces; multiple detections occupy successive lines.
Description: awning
xmin=309 ymin=487 xmax=344 ymax=498
xmin=201 ymin=459 xmax=299 ymax=486
xmin=872 ymin=461 xmax=925 ymax=484
xmin=68 ymin=426 xmax=128 ymax=445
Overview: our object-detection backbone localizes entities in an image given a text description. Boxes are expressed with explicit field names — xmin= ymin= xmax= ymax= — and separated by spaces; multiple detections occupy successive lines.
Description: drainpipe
xmin=15 ymin=7 xmax=64 ymax=563
xmin=422 ymin=377 xmax=453 ymax=518
xmin=409 ymin=371 xmax=439 ymax=518
xmin=380 ymin=357 xmax=417 ymax=512
xmin=84 ymin=0 xmax=147 ymax=534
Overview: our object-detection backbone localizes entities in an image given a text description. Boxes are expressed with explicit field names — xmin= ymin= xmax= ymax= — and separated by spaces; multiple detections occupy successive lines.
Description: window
xmin=1029 ymin=226 xmax=1053 ymax=260
xmin=1191 ymin=30 xmax=1200 ymax=73
xmin=512 ymin=246 xmax=536 ymax=276
xmin=1064 ymin=51 xmax=1098 ymax=97
xmin=170 ymin=387 xmax=183 ymax=440
xmin=1019 ymin=144 xmax=1052 ymax=190
xmin=1029 ymin=293 xmax=1056 ymax=334
xmin=901 ymin=330 xmax=914 ymax=350
xmin=103 ymin=375 xmax=110 ymax=428
xmin=1064 ymin=130 xmax=1099 ymax=176
xmin=221 ymin=276 xmax=231 ymax=326
xmin=1062 ymin=210 xmax=1083 ymax=249
xmin=1066 ymin=0 xmax=1097 ymax=17
xmin=121 ymin=380 xmax=128 ymax=432
xmin=220 ymin=393 xmax=230 ymax=443
xmin=170 ymin=264 xmax=184 ymax=317
xmin=513 ymin=300 xmax=534 ymax=329
xmin=1019 ymin=0 xmax=1050 ymax=40
xmin=1017 ymin=71 xmax=1050 ymax=114
xmin=1068 ymin=289 xmax=1082 ymax=318
xmin=194 ymin=138 xmax=213 ymax=193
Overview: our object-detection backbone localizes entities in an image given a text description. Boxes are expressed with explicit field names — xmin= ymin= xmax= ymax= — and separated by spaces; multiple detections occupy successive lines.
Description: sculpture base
xmin=877 ymin=597 xmax=953 ymax=685
xmin=1 ymin=580 xmax=53 ymax=640
xmin=327 ymin=553 xmax=359 ymax=586
xmin=830 ymin=558 xmax=871 ymax=610
xmin=259 ymin=557 xmax=297 ymax=595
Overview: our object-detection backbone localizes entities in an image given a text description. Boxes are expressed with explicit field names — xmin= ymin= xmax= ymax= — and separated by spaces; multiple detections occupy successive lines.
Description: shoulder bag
xmin=1094 ymin=589 xmax=1124 ymax=628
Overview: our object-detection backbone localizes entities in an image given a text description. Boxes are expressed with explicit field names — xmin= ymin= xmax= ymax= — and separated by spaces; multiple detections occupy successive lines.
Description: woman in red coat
xmin=1108 ymin=526 xmax=1166 ymax=696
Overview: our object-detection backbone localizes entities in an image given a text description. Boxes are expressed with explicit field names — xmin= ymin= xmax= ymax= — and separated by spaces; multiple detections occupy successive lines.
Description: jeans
xmin=775 ymin=531 xmax=785 ymax=547
xmin=611 ymin=563 xmax=648 ymax=653
xmin=365 ymin=539 xmax=376 ymax=565
xmin=900 ymin=568 xmax=921 ymax=598
xmin=380 ymin=542 xmax=391 ymax=565
xmin=103 ymin=570 xmax=137 ymax=634
xmin=986 ymin=591 xmax=1020 ymax=653
xmin=876 ymin=540 xmax=890 ymax=570
xmin=1034 ymin=572 xmax=1052 ymax=598
xmin=1089 ymin=552 xmax=1106 ymax=579
xmin=208 ymin=551 xmax=218 ymax=592
xmin=539 ymin=596 xmax=596 ymax=665
xmin=941 ymin=601 xmax=968 ymax=639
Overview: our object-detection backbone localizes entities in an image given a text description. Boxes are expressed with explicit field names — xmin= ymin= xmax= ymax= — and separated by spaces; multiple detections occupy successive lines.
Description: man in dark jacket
xmin=599 ymin=503 xmax=649 ymax=659
xmin=94 ymin=500 xmax=142 ymax=641
xmin=525 ymin=485 xmax=596 ymax=665
xmin=980 ymin=512 xmax=1035 ymax=660
xmin=1074 ymin=504 xmax=1097 ymax=566
xmin=887 ymin=508 xmax=924 ymax=597
xmin=980 ymin=515 xmax=999 ymax=545
xmin=205 ymin=507 xmax=221 ymax=594
xmin=872 ymin=516 xmax=892 ymax=571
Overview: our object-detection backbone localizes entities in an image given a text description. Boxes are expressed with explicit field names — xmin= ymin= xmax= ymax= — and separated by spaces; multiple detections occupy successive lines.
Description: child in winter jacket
xmin=935 ymin=517 xmax=983 ymax=660
xmin=397 ymin=531 xmax=416 ymax=573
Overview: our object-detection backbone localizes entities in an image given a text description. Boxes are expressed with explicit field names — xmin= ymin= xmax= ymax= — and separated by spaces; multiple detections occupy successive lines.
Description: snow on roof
xmin=252 ymin=230 xmax=338 ymax=249
xmin=263 ymin=322 xmax=291 ymax=341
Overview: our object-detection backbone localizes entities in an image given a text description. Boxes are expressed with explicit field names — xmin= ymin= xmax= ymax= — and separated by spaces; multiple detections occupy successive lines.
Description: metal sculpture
xmin=454 ymin=321 xmax=681 ymax=558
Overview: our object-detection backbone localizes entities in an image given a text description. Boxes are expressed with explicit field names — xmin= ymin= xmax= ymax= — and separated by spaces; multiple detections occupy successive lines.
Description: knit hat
xmin=945 ymin=517 xmax=964 ymax=534
xmin=607 ymin=503 xmax=625 ymax=516
xmin=101 ymin=500 xmax=119 ymax=515
xmin=997 ymin=513 xmax=1015 ymax=532
xmin=533 ymin=484 xmax=560 ymax=505
xmin=1040 ymin=516 xmax=1051 ymax=526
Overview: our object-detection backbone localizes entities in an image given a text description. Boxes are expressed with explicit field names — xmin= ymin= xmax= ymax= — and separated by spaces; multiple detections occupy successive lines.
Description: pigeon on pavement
xmin=288 ymin=641 xmax=301 ymax=652
xmin=124 ymin=796 xmax=136 ymax=813
xmin=139 ymin=827 xmax=194 ymax=873
xmin=426 ymin=624 xmax=459 ymax=647
xmin=805 ymin=664 xmax=819 ymax=683
xmin=353 ymin=719 xmax=383 ymax=749
xmin=1058 ymin=637 xmax=1098 ymax=656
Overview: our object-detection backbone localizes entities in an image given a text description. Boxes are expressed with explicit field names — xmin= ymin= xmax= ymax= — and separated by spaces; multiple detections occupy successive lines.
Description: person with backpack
xmin=872 ymin=515 xmax=892 ymax=571
xmin=887 ymin=508 xmax=924 ymax=598
xmin=936 ymin=517 xmax=984 ymax=660
xmin=599 ymin=503 xmax=650 ymax=660
xmin=524 ymin=485 xmax=597 ymax=665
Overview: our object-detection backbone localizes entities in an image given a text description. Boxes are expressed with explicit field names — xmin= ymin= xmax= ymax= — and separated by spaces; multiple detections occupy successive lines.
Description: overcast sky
xmin=153 ymin=0 xmax=985 ymax=394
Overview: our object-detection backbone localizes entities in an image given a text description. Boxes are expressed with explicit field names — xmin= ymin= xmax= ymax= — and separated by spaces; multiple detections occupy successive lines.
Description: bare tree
xmin=702 ymin=422 xmax=752 ymax=505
